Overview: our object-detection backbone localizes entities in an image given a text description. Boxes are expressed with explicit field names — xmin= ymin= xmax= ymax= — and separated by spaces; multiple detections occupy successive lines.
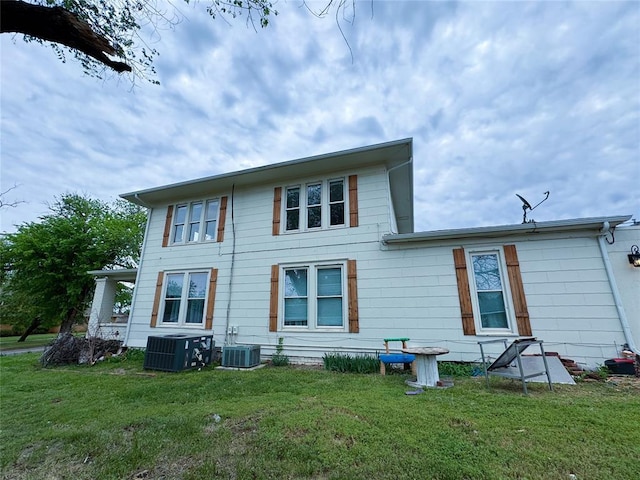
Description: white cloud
xmin=1 ymin=1 xmax=638 ymax=233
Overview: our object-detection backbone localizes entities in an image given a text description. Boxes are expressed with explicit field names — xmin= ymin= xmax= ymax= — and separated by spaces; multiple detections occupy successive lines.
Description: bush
xmin=271 ymin=337 xmax=289 ymax=367
xmin=323 ymin=352 xmax=379 ymax=374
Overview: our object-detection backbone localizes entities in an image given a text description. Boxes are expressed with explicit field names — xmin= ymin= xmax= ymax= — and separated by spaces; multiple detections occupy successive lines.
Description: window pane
xmin=173 ymin=205 xmax=187 ymax=243
xmin=188 ymin=273 xmax=207 ymax=299
xmin=284 ymin=298 xmax=308 ymax=326
xmin=472 ymin=254 xmax=502 ymax=291
xmin=174 ymin=205 xmax=187 ymax=224
xmin=165 ymin=274 xmax=183 ymax=298
xmin=185 ymin=299 xmax=205 ymax=323
xmin=173 ymin=225 xmax=184 ymax=243
xmin=285 ymin=269 xmax=307 ymax=297
xmin=190 ymin=202 xmax=203 ymax=222
xmin=307 ymin=184 xmax=321 ymax=206
xmin=286 ymin=210 xmax=299 ymax=231
xmin=307 ymin=206 xmax=321 ymax=228
xmin=329 ymin=180 xmax=344 ymax=202
xmin=205 ymin=221 xmax=217 ymax=240
xmin=189 ymin=223 xmax=200 ymax=242
xmin=317 ymin=268 xmax=342 ymax=296
xmin=330 ymin=203 xmax=344 ymax=226
xmin=163 ymin=300 xmax=180 ymax=323
xmin=204 ymin=200 xmax=219 ymax=241
xmin=206 ymin=200 xmax=219 ymax=220
xmin=317 ymin=298 xmax=343 ymax=326
xmin=286 ymin=187 xmax=300 ymax=208
xmin=478 ymin=292 xmax=508 ymax=328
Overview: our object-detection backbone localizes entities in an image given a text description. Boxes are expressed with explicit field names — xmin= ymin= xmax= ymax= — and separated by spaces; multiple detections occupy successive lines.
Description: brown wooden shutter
xmin=347 ymin=259 xmax=359 ymax=333
xmin=150 ymin=271 xmax=165 ymax=327
xmin=453 ymin=248 xmax=476 ymax=335
xmin=162 ymin=206 xmax=174 ymax=247
xmin=272 ymin=187 xmax=282 ymax=236
xmin=348 ymin=175 xmax=358 ymax=227
xmin=216 ymin=197 xmax=228 ymax=243
xmin=269 ymin=265 xmax=279 ymax=331
xmin=504 ymin=244 xmax=532 ymax=336
xmin=205 ymin=268 xmax=218 ymax=330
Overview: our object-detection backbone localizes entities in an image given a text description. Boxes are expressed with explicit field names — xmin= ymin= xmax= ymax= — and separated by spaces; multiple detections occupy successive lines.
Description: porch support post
xmin=87 ymin=277 xmax=116 ymax=335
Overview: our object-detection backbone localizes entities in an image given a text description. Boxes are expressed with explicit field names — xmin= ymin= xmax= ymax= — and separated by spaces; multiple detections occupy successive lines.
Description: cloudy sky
xmin=2 ymin=0 xmax=639 ymax=234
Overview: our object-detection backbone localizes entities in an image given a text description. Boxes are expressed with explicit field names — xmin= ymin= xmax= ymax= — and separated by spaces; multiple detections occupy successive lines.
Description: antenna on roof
xmin=516 ymin=191 xmax=549 ymax=224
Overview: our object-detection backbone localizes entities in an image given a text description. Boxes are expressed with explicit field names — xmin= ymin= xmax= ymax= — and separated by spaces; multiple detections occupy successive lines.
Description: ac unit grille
xmin=222 ymin=345 xmax=261 ymax=368
xmin=144 ymin=334 xmax=214 ymax=372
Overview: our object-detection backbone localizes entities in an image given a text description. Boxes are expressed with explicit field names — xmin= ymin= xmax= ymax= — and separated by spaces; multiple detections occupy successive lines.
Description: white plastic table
xmin=402 ymin=347 xmax=450 ymax=388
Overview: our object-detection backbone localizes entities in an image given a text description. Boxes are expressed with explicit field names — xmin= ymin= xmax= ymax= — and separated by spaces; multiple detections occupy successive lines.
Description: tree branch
xmin=0 ymin=0 xmax=132 ymax=73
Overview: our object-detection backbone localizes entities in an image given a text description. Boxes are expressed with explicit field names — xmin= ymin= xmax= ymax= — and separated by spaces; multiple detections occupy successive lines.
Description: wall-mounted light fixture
xmin=629 ymin=245 xmax=640 ymax=267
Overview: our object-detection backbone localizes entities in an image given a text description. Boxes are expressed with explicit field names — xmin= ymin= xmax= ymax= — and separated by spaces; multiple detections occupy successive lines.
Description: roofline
xmin=120 ymin=138 xmax=413 ymax=204
xmin=87 ymin=268 xmax=138 ymax=281
xmin=381 ymin=215 xmax=633 ymax=244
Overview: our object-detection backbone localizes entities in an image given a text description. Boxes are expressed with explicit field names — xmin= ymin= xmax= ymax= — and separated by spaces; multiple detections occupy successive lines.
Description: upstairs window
xmin=284 ymin=179 xmax=345 ymax=232
xmin=329 ymin=179 xmax=345 ymax=226
xmin=172 ymin=199 xmax=219 ymax=244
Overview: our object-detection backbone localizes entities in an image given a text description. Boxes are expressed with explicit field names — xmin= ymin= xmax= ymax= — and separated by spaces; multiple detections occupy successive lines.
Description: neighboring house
xmin=88 ymin=138 xmax=640 ymax=368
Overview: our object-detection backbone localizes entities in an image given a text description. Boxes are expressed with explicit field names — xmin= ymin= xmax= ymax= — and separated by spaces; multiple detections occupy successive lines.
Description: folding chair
xmin=478 ymin=337 xmax=553 ymax=395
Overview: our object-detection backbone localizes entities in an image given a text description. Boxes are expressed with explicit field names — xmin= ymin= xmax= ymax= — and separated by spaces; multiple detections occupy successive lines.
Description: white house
xmin=88 ymin=138 xmax=640 ymax=369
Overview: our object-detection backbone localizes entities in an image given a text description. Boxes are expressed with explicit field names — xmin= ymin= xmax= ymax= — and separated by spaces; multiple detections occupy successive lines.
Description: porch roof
xmin=87 ymin=268 xmax=138 ymax=282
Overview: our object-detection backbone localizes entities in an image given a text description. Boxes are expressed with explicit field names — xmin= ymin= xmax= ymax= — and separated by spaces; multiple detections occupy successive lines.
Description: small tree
xmin=0 ymin=193 xmax=146 ymax=341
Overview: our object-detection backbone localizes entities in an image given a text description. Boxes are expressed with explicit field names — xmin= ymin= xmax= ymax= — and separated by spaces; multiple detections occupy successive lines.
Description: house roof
xmin=381 ymin=215 xmax=633 ymax=245
xmin=121 ymin=138 xmax=415 ymax=233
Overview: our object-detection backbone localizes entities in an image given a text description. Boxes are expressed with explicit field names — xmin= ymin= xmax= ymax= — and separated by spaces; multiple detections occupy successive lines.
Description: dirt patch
xmin=605 ymin=375 xmax=640 ymax=392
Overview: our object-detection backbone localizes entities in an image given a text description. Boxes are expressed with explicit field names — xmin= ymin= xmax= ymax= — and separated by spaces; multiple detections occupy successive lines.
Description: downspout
xmin=224 ymin=185 xmax=237 ymax=346
xmin=123 ymin=200 xmax=152 ymax=346
xmin=598 ymin=222 xmax=639 ymax=354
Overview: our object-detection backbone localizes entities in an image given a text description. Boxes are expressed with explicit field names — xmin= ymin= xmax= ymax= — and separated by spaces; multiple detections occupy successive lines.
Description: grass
xmin=0 ymin=333 xmax=89 ymax=353
xmin=0 ymin=334 xmax=61 ymax=352
xmin=1 ymin=353 xmax=639 ymax=480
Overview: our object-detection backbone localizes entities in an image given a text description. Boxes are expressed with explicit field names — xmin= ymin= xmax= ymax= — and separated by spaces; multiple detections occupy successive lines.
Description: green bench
xmin=379 ymin=338 xmax=416 ymax=375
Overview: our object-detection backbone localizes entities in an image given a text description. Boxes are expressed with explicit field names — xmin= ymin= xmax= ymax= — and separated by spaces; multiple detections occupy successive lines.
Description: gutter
xmin=598 ymin=222 xmax=639 ymax=355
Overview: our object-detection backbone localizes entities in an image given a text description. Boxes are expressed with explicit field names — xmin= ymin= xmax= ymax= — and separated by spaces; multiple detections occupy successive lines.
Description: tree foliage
xmin=0 ymin=194 xmax=146 ymax=338
xmin=0 ymin=0 xmax=278 ymax=81
xmin=0 ymin=0 xmax=362 ymax=82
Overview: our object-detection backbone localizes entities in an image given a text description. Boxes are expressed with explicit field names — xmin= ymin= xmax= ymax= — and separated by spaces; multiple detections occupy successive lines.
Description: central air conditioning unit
xmin=143 ymin=334 xmax=214 ymax=372
xmin=222 ymin=345 xmax=261 ymax=368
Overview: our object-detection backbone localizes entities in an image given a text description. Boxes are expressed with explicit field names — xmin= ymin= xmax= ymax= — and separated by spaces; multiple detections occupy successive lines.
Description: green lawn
xmin=0 ymin=333 xmax=88 ymax=353
xmin=1 ymin=352 xmax=639 ymax=480
xmin=0 ymin=334 xmax=59 ymax=352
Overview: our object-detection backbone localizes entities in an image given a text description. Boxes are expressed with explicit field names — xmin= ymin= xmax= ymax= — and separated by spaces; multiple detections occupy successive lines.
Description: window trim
xmin=158 ymin=270 xmax=211 ymax=327
xmin=279 ymin=261 xmax=348 ymax=332
xmin=170 ymin=199 xmax=221 ymax=245
xmin=465 ymin=247 xmax=518 ymax=336
xmin=282 ymin=178 xmax=348 ymax=233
